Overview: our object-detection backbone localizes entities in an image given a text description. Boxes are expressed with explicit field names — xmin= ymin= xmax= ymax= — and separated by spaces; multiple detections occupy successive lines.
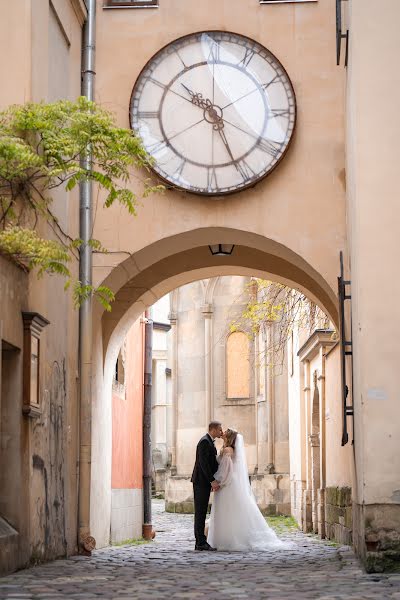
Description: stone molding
xmin=297 ymin=329 xmax=336 ymax=362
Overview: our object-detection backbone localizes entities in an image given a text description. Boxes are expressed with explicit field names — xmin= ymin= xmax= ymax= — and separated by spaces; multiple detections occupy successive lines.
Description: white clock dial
xmin=130 ymin=31 xmax=296 ymax=196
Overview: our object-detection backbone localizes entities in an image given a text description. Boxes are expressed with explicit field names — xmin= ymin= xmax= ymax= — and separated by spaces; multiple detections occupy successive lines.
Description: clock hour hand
xmin=181 ymin=83 xmax=196 ymax=100
xmin=181 ymin=83 xmax=213 ymax=110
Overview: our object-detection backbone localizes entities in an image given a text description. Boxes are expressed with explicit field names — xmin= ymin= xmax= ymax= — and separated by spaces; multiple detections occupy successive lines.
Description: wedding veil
xmin=233 ymin=434 xmax=252 ymax=495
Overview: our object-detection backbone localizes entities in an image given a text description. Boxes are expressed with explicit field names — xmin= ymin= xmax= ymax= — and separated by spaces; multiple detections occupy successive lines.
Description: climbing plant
xmin=230 ymin=279 xmax=331 ymax=369
xmin=0 ymin=96 xmax=163 ymax=310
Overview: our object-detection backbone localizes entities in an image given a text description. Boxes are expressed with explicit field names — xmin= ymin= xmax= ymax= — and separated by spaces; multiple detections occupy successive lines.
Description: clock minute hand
xmin=217 ymin=128 xmax=237 ymax=167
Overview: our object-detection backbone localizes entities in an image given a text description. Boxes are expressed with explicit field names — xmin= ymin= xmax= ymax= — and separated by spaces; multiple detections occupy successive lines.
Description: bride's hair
xmin=225 ymin=427 xmax=238 ymax=449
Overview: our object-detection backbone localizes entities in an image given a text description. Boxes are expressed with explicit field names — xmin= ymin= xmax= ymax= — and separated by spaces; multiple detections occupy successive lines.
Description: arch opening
xmin=90 ymin=228 xmax=339 ymax=547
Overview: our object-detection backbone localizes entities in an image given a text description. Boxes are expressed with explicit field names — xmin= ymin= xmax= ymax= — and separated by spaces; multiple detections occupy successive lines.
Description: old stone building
xmin=1 ymin=0 xmax=400 ymax=576
xmin=151 ymin=277 xmax=290 ymax=516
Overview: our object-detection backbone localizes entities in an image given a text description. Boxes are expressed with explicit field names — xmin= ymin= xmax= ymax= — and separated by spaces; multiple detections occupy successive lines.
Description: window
xmin=104 ymin=0 xmax=159 ymax=8
xmin=113 ymin=348 xmax=126 ymax=398
xmin=22 ymin=312 xmax=49 ymax=418
xmin=226 ymin=332 xmax=250 ymax=399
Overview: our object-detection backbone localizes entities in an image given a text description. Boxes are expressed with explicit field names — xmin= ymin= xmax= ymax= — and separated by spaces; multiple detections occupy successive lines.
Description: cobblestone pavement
xmin=2 ymin=500 xmax=400 ymax=599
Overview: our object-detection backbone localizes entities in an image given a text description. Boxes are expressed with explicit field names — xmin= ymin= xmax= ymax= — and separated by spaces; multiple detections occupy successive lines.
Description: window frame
xmin=103 ymin=0 xmax=159 ymax=8
xmin=260 ymin=0 xmax=317 ymax=4
xmin=225 ymin=330 xmax=251 ymax=401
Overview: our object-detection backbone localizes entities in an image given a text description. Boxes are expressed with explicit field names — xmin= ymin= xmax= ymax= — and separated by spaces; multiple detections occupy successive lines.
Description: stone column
xmin=318 ymin=347 xmax=327 ymax=538
xmin=152 ymin=356 xmax=168 ymax=491
xmin=202 ymin=303 xmax=213 ymax=426
xmin=266 ymin=323 xmax=275 ymax=473
xmin=168 ymin=312 xmax=178 ymax=472
xmin=302 ymin=360 xmax=313 ymax=532
xmin=309 ymin=432 xmax=321 ymax=533
xmin=254 ymin=330 xmax=259 ymax=473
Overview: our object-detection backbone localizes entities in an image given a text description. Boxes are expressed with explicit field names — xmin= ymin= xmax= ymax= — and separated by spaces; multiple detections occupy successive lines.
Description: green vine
xmin=0 ymin=97 xmax=163 ymax=310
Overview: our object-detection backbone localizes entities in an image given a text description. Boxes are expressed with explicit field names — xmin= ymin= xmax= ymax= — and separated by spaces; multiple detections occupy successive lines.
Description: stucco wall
xmin=111 ymin=318 xmax=144 ymax=543
xmin=0 ymin=0 xmax=83 ymax=573
xmin=91 ymin=0 xmax=346 ymax=538
xmin=325 ymin=345 xmax=352 ymax=489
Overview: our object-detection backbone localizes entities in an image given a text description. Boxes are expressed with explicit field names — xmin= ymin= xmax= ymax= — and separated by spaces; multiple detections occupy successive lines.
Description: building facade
xmin=0 ymin=0 xmax=86 ymax=575
xmin=153 ymin=277 xmax=290 ymax=516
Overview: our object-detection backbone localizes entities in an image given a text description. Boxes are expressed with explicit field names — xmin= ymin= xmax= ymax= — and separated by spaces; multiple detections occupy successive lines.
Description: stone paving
xmin=1 ymin=500 xmax=400 ymax=599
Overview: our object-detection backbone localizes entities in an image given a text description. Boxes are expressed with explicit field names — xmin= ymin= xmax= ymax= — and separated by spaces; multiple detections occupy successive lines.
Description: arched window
xmin=226 ymin=331 xmax=250 ymax=399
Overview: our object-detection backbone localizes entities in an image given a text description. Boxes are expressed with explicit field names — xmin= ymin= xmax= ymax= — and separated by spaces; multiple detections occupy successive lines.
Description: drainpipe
xmin=143 ymin=309 xmax=154 ymax=540
xmin=78 ymin=0 xmax=96 ymax=554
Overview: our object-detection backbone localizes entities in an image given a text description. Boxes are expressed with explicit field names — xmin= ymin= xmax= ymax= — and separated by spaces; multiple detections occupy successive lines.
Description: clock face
xmin=130 ymin=31 xmax=296 ymax=196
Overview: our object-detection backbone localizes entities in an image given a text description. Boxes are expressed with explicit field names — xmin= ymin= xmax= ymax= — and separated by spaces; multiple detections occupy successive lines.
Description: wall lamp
xmin=208 ymin=244 xmax=235 ymax=256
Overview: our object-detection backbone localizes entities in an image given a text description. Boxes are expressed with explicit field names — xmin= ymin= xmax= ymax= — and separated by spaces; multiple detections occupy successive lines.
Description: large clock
xmin=130 ymin=31 xmax=296 ymax=196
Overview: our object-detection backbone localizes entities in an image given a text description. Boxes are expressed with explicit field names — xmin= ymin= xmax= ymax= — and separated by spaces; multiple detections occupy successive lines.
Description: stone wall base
xmin=251 ymin=473 xmax=291 ymax=516
xmin=290 ymin=479 xmax=306 ymax=527
xmin=165 ymin=472 xmax=290 ymax=515
xmin=353 ymin=502 xmax=400 ymax=573
xmin=0 ymin=518 xmax=22 ymax=576
xmin=325 ymin=486 xmax=352 ymax=546
xmin=153 ymin=469 xmax=166 ymax=494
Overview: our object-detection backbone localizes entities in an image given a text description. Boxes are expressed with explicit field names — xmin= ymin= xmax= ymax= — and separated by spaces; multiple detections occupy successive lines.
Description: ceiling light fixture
xmin=208 ymin=244 xmax=235 ymax=256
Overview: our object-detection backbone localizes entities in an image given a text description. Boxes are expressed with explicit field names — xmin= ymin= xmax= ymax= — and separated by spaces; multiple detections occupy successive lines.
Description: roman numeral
xmin=262 ymin=75 xmax=281 ymax=90
xmin=149 ymin=77 xmax=167 ymax=90
xmin=208 ymin=42 xmax=220 ymax=63
xmin=174 ymin=159 xmax=186 ymax=179
xmin=175 ymin=49 xmax=187 ymax=68
xmin=148 ymin=139 xmax=168 ymax=154
xmin=207 ymin=167 xmax=218 ymax=189
xmin=270 ymin=108 xmax=290 ymax=118
xmin=236 ymin=159 xmax=255 ymax=182
xmin=239 ymin=47 xmax=255 ymax=68
xmin=137 ymin=111 xmax=159 ymax=119
xmin=256 ymin=138 xmax=282 ymax=158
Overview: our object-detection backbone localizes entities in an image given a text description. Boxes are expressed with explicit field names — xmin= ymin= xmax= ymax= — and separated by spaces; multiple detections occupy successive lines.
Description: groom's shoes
xmin=195 ymin=542 xmax=217 ymax=551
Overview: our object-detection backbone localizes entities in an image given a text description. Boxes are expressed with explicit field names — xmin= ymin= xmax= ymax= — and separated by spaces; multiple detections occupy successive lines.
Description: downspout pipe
xmin=143 ymin=309 xmax=154 ymax=540
xmin=78 ymin=0 xmax=96 ymax=554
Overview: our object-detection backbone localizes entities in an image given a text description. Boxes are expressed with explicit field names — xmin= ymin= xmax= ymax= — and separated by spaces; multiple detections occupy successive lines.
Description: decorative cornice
xmin=201 ymin=303 xmax=213 ymax=316
xmin=297 ymin=329 xmax=336 ymax=363
xmin=22 ymin=312 xmax=50 ymax=337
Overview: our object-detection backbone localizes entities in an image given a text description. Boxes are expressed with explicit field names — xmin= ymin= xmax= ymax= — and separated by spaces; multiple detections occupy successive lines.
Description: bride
xmin=207 ymin=428 xmax=284 ymax=551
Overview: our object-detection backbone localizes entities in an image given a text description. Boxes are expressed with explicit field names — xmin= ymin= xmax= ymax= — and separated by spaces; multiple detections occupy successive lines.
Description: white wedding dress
xmin=207 ymin=434 xmax=284 ymax=551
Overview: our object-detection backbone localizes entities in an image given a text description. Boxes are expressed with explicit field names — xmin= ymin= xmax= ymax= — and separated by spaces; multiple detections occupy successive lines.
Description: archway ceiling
xmin=98 ymin=229 xmax=339 ymax=364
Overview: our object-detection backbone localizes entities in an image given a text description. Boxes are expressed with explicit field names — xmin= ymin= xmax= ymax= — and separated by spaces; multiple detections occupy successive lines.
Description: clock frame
xmin=129 ymin=31 xmax=297 ymax=196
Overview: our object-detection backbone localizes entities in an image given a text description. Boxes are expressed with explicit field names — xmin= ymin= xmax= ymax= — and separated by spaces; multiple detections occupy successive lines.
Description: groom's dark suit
xmin=191 ymin=433 xmax=219 ymax=547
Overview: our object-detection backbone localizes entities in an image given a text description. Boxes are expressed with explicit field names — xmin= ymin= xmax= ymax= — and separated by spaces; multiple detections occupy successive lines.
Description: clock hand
xmin=181 ymin=83 xmax=213 ymax=111
xmin=181 ymin=83 xmax=195 ymax=99
xmin=217 ymin=128 xmax=238 ymax=167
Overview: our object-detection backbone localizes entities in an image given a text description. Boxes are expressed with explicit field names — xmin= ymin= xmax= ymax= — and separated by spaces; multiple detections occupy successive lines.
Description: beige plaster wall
xmin=346 ymin=0 xmax=400 ymax=507
xmin=324 ymin=345 xmax=352 ymax=488
xmin=92 ymin=0 xmax=345 ymax=303
xmin=0 ymin=0 xmax=83 ymax=571
xmin=91 ymin=0 xmax=346 ymax=543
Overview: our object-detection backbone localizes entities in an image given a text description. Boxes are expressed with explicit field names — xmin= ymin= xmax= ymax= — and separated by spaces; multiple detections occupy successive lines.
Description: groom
xmin=191 ymin=420 xmax=223 ymax=551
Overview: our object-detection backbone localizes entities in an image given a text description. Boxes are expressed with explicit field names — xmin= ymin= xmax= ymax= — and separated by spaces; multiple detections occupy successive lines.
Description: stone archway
xmin=89 ymin=226 xmax=340 ymax=547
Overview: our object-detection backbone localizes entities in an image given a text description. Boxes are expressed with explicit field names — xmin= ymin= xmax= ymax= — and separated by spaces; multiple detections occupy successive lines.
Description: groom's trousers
xmin=193 ymin=484 xmax=210 ymax=546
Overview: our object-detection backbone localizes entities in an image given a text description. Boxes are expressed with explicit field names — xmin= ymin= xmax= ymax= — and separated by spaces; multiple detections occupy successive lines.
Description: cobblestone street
xmin=1 ymin=501 xmax=400 ymax=600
